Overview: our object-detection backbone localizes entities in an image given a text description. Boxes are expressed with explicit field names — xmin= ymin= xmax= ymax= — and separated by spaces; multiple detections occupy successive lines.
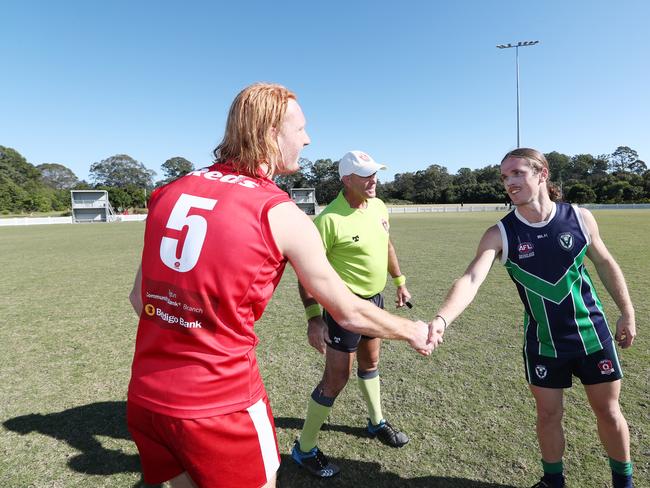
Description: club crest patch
xmin=558 ymin=232 xmax=574 ymax=251
xmin=598 ymin=359 xmax=615 ymax=375
xmin=518 ymin=242 xmax=535 ymax=259
xmin=534 ymin=365 xmax=547 ymax=379
xmin=381 ymin=218 xmax=390 ymax=233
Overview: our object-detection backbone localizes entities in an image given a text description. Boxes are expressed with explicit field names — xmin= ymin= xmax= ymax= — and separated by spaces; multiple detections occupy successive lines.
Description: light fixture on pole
xmin=496 ymin=40 xmax=539 ymax=147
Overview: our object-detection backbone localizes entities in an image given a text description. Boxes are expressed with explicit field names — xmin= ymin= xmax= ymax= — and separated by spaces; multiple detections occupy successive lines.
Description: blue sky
xmin=2 ymin=0 xmax=649 ymax=183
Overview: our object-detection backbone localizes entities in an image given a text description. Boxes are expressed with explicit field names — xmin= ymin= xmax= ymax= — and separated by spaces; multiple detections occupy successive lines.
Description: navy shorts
xmin=323 ymin=293 xmax=384 ymax=353
xmin=524 ymin=340 xmax=623 ymax=388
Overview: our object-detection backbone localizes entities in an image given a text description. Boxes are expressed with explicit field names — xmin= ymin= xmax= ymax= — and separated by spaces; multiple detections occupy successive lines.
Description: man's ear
xmin=538 ymin=166 xmax=549 ymax=183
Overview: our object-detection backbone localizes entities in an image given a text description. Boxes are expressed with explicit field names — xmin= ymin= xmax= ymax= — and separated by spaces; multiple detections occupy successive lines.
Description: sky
xmin=2 ymin=0 xmax=649 ymax=184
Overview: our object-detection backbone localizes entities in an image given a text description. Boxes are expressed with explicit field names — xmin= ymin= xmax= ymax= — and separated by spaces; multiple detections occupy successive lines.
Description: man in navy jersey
xmin=127 ymin=83 xmax=437 ymax=488
xmin=429 ymin=148 xmax=636 ymax=488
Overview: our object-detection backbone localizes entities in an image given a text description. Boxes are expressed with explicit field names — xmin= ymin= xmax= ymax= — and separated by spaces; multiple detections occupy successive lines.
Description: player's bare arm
xmin=581 ymin=208 xmax=636 ymax=348
xmin=129 ymin=265 xmax=143 ymax=316
xmin=298 ymin=282 xmax=330 ymax=355
xmin=269 ymin=201 xmax=433 ymax=355
xmin=430 ymin=225 xmax=502 ymax=340
xmin=388 ymin=239 xmax=411 ymax=308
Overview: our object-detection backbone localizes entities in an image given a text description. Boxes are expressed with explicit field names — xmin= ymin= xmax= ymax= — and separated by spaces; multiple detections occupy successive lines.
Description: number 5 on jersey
xmin=160 ymin=193 xmax=218 ymax=272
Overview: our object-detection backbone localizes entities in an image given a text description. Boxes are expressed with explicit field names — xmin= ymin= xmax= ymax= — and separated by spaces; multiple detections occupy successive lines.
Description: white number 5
xmin=160 ymin=193 xmax=217 ymax=272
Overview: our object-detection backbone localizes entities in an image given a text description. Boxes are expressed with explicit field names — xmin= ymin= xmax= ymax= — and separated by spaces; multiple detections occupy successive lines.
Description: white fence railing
xmin=386 ymin=205 xmax=509 ymax=214
xmin=2 ymin=204 xmax=649 ymax=227
xmin=0 ymin=216 xmax=73 ymax=226
xmin=0 ymin=214 xmax=147 ymax=226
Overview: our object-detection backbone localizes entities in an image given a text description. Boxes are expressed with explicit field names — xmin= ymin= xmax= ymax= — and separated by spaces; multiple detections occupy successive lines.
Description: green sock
xmin=609 ymin=457 xmax=633 ymax=476
xmin=298 ymin=397 xmax=332 ymax=452
xmin=542 ymin=459 xmax=564 ymax=474
xmin=357 ymin=371 xmax=383 ymax=425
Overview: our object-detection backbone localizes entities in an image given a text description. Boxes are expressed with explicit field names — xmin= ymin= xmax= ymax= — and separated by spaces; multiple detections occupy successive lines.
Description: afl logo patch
xmin=518 ymin=242 xmax=535 ymax=259
xmin=534 ymin=365 xmax=547 ymax=379
xmin=598 ymin=359 xmax=615 ymax=375
xmin=558 ymin=232 xmax=574 ymax=251
xmin=518 ymin=242 xmax=534 ymax=253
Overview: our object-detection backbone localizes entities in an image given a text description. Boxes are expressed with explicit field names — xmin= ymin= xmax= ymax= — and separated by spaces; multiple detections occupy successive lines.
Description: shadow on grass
xmin=4 ymin=404 xmax=516 ymax=488
xmin=3 ymin=401 xmax=155 ymax=488
xmin=275 ymin=417 xmax=518 ymax=487
xmin=275 ymin=415 xmax=368 ymax=437
xmin=278 ymin=453 xmax=517 ymax=488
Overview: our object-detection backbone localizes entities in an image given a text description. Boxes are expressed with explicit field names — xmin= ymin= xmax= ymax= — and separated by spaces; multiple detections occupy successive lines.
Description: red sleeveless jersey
xmin=128 ymin=163 xmax=291 ymax=417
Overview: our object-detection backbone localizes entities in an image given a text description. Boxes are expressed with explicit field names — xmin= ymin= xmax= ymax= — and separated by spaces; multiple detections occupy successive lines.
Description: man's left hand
xmin=395 ymin=285 xmax=411 ymax=308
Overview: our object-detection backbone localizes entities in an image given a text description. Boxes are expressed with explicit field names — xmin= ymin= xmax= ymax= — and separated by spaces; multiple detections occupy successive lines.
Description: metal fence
xmin=2 ymin=203 xmax=649 ymax=227
xmin=0 ymin=214 xmax=147 ymax=227
xmin=386 ymin=205 xmax=509 ymax=214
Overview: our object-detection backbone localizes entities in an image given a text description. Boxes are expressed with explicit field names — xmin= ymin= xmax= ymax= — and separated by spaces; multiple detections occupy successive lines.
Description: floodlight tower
xmin=496 ymin=40 xmax=539 ymax=147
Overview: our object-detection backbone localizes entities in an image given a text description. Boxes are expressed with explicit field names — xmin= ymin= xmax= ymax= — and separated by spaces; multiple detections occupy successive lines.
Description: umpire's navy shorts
xmin=323 ymin=293 xmax=384 ymax=353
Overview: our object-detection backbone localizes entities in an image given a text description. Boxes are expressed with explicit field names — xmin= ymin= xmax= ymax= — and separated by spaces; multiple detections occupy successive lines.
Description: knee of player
xmin=536 ymin=404 xmax=564 ymax=423
xmin=591 ymin=402 xmax=625 ymax=424
xmin=318 ymin=378 xmax=348 ymax=398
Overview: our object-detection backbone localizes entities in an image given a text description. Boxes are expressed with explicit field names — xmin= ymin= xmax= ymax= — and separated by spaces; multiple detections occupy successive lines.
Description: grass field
xmin=1 ymin=211 xmax=648 ymax=488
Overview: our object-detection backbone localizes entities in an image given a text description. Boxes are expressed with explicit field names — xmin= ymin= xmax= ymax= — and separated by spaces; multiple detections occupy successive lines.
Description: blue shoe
xmin=291 ymin=440 xmax=340 ymax=478
xmin=367 ymin=418 xmax=409 ymax=447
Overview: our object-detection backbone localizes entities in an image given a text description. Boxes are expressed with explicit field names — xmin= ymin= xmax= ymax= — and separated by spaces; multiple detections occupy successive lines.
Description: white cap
xmin=338 ymin=150 xmax=387 ymax=179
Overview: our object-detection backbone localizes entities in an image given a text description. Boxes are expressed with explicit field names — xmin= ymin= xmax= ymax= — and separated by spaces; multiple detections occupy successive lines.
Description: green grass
xmin=1 ymin=211 xmax=648 ymax=487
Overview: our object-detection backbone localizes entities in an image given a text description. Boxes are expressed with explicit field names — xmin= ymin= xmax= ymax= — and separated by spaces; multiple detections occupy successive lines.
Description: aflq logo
xmin=598 ymin=359 xmax=615 ymax=375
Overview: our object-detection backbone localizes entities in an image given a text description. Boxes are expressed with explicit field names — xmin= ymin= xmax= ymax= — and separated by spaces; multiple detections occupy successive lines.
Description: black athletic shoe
xmin=291 ymin=440 xmax=340 ymax=478
xmin=367 ymin=419 xmax=409 ymax=448
xmin=530 ymin=481 xmax=551 ymax=488
xmin=531 ymin=479 xmax=565 ymax=488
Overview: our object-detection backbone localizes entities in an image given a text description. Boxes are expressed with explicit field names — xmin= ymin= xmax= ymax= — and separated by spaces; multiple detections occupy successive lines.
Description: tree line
xmin=1 ymin=144 xmax=648 ymax=214
xmin=0 ymin=147 xmax=194 ymax=213
xmin=277 ymin=146 xmax=649 ymax=205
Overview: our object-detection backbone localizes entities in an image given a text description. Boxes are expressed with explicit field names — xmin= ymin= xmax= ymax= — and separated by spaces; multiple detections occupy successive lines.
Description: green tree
xmin=89 ymin=154 xmax=156 ymax=189
xmin=0 ymin=176 xmax=29 ymax=212
xmin=454 ymin=167 xmax=477 ymax=187
xmin=159 ymin=157 xmax=195 ymax=186
xmin=608 ymin=146 xmax=640 ymax=173
xmin=0 ymin=146 xmax=53 ymax=212
xmin=0 ymin=145 xmax=41 ymax=187
xmin=306 ymin=159 xmax=340 ymax=205
xmin=392 ymin=172 xmax=417 ymax=202
xmin=642 ymin=170 xmax=650 ymax=200
xmin=411 ymin=164 xmax=452 ymax=203
xmin=545 ymin=151 xmax=571 ymax=187
xmin=565 ymin=183 xmax=597 ymax=204
xmin=474 ymin=165 xmax=501 ymax=184
xmin=275 ymin=157 xmax=311 ymax=193
xmin=37 ymin=163 xmax=79 ymax=189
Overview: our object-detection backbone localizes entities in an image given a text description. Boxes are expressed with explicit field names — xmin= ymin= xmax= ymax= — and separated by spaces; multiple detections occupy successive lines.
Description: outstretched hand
xmin=426 ymin=316 xmax=446 ymax=349
xmin=409 ymin=320 xmax=436 ymax=356
xmin=307 ymin=317 xmax=330 ymax=354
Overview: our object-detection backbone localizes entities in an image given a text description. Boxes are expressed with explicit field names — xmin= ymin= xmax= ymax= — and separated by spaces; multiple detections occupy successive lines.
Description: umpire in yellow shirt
xmin=292 ymin=150 xmax=412 ymax=478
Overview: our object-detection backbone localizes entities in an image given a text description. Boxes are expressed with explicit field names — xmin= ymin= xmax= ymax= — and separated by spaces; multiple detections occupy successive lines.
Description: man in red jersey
xmin=127 ymin=83 xmax=440 ymax=488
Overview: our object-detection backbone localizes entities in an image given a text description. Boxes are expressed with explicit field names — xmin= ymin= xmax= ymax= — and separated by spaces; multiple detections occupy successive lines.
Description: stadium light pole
xmin=496 ymin=40 xmax=539 ymax=147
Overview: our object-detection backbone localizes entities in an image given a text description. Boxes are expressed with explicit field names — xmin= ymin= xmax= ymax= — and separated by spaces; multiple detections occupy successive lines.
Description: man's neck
xmin=517 ymin=197 xmax=554 ymax=224
xmin=342 ymin=189 xmax=368 ymax=209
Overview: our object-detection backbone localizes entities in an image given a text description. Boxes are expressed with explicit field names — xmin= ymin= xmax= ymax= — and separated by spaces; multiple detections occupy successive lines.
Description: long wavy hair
xmin=213 ymin=83 xmax=296 ymax=178
xmin=501 ymin=148 xmax=562 ymax=202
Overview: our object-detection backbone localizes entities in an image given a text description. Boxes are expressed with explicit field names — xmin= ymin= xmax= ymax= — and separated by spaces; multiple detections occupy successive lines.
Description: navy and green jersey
xmin=497 ymin=202 xmax=612 ymax=358
xmin=313 ymin=191 xmax=390 ymax=298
